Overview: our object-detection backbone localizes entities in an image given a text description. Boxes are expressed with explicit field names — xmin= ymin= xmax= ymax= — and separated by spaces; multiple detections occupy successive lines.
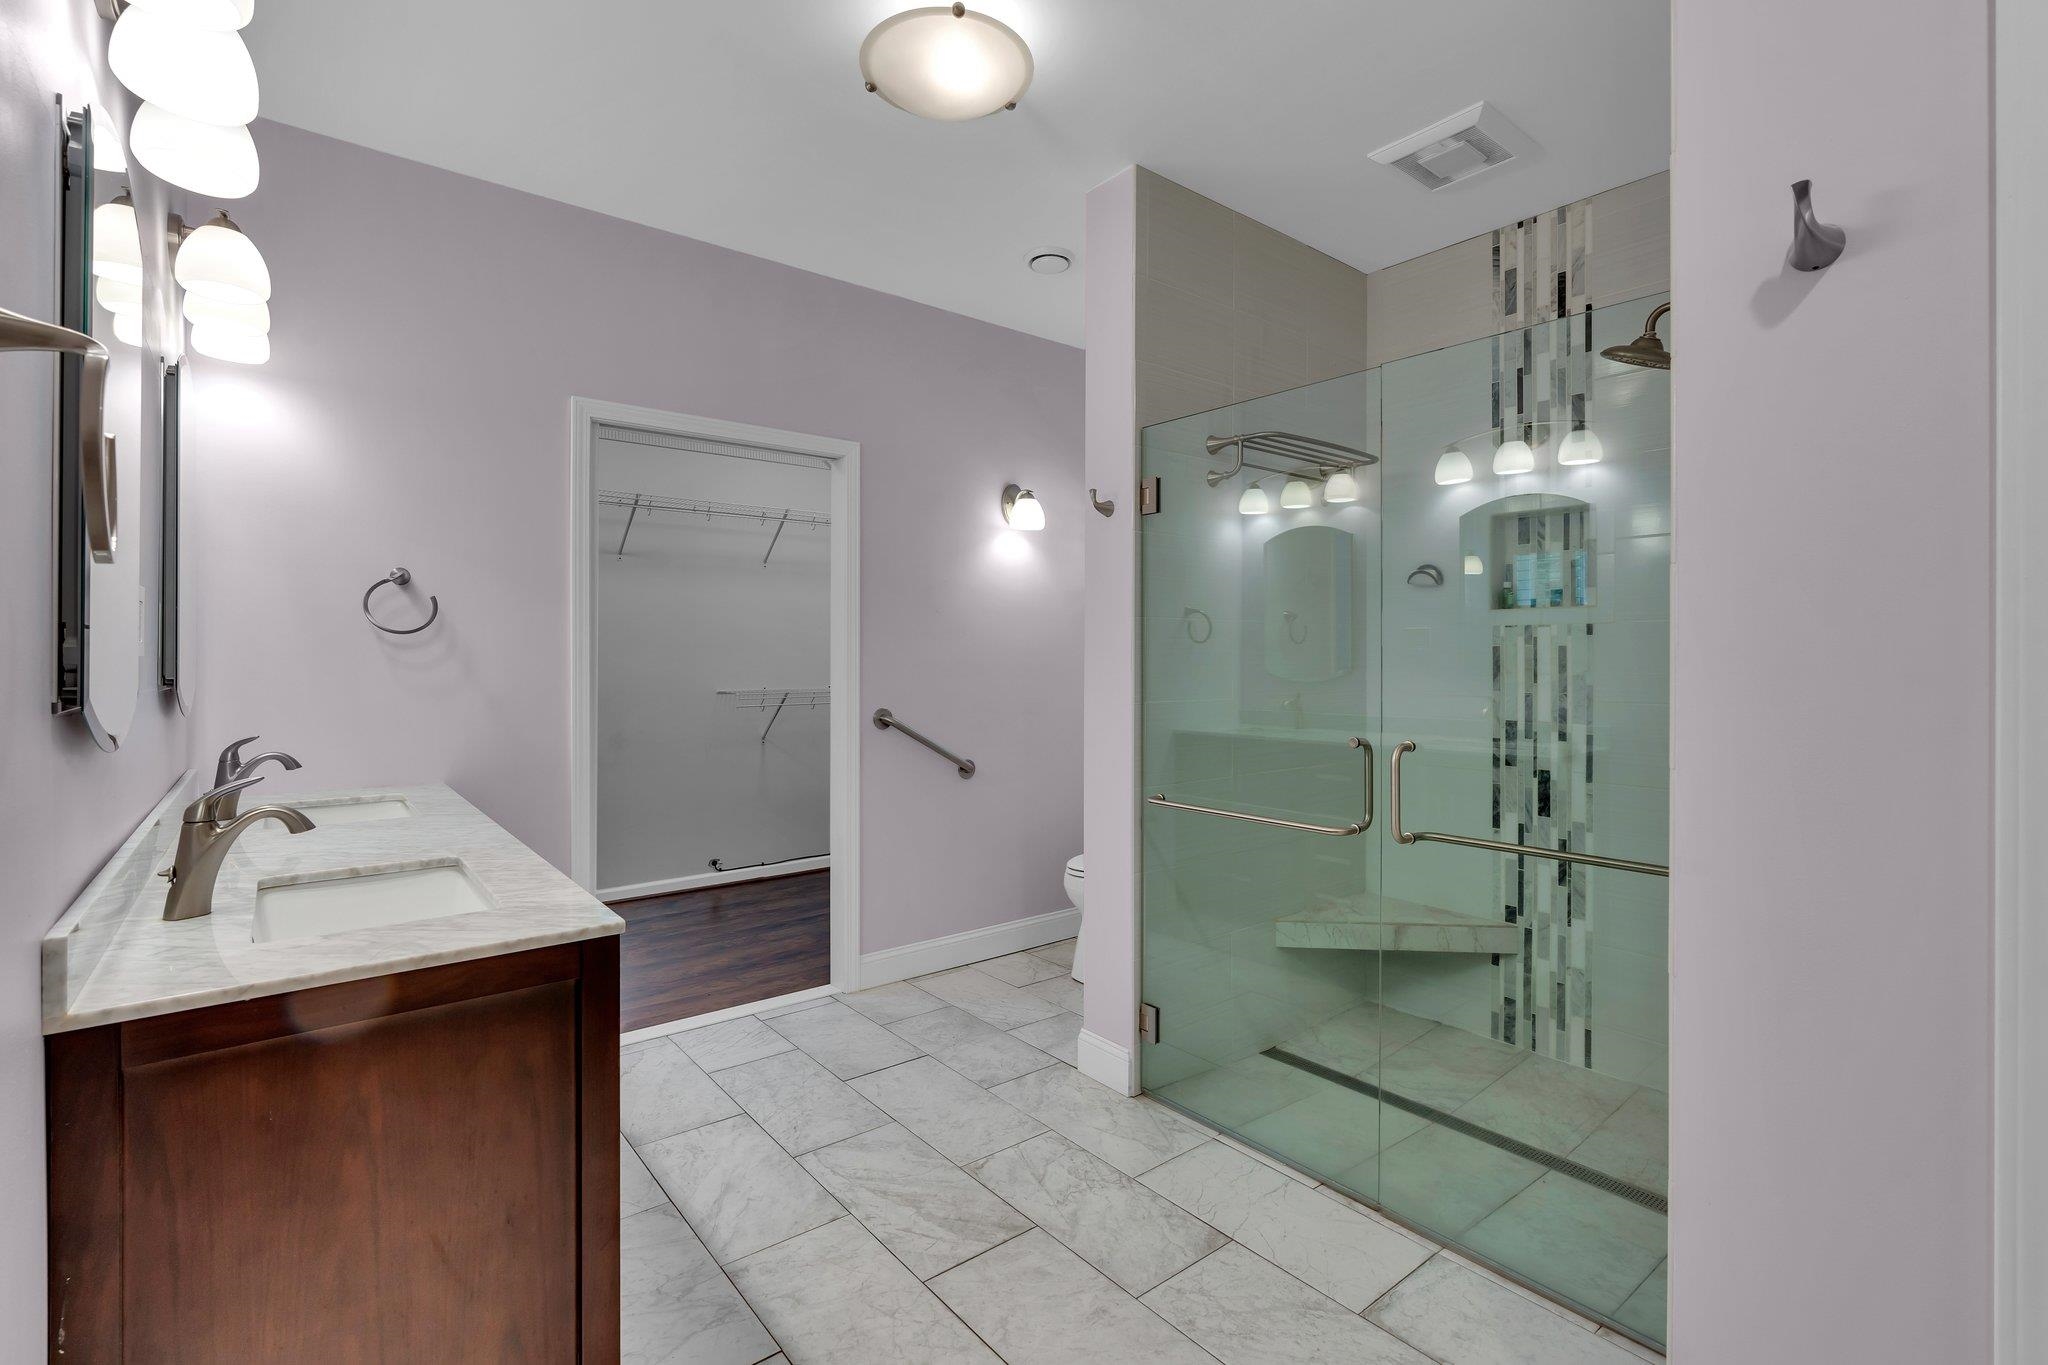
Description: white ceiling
xmin=246 ymin=1 xmax=1669 ymax=347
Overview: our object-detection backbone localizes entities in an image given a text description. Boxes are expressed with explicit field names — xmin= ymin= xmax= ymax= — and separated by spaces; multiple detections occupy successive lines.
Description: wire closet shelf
xmin=600 ymin=488 xmax=830 ymax=562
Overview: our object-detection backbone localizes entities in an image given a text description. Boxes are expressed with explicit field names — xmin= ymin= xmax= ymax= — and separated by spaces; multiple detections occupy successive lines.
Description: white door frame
xmin=569 ymin=397 xmax=862 ymax=994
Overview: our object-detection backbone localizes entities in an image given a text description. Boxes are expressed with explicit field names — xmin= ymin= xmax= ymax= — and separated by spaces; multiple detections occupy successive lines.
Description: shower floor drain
xmin=1263 ymin=1046 xmax=1669 ymax=1215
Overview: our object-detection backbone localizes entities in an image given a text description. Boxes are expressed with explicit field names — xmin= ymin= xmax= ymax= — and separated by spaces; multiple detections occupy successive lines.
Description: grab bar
xmin=1147 ymin=737 xmax=1373 ymax=836
xmin=873 ymin=708 xmax=976 ymax=778
xmin=1389 ymin=740 xmax=1668 ymax=878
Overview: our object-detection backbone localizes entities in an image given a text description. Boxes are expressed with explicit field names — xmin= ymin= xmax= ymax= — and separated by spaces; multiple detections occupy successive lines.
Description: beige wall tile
xmin=1232 ymin=313 xmax=1308 ymax=403
xmin=1137 ymin=361 xmax=1233 ymax=429
xmin=1139 ymin=169 xmax=1235 ymax=308
xmin=1137 ymin=277 xmax=1235 ymax=387
xmin=1364 ymin=232 xmax=1500 ymax=369
xmin=1586 ymin=173 xmax=1670 ymax=310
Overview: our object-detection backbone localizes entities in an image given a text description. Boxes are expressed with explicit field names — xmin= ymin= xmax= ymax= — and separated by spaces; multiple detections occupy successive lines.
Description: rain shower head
xmin=1600 ymin=302 xmax=1671 ymax=371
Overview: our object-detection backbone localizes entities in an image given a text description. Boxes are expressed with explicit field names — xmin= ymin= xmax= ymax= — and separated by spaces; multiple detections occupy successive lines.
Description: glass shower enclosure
xmin=1138 ymin=296 xmax=1671 ymax=1348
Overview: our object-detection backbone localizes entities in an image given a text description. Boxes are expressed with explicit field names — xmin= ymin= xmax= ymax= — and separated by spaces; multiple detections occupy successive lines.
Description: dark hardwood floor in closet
xmin=610 ymin=871 xmax=830 ymax=1031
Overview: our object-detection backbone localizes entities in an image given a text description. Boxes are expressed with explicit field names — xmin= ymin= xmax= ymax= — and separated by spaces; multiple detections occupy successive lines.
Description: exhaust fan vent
xmin=1369 ymin=102 xmax=1537 ymax=191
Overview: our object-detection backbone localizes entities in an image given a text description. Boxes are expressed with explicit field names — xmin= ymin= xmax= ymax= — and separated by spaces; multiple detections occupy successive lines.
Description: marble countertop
xmin=42 ymin=776 xmax=622 ymax=1034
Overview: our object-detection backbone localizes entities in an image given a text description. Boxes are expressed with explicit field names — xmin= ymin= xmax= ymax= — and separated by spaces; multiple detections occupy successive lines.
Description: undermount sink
xmin=291 ymin=794 xmax=414 ymax=825
xmin=251 ymin=861 xmax=493 ymax=943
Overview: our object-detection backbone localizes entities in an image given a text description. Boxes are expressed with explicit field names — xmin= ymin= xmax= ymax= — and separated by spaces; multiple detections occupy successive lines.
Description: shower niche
xmin=1461 ymin=492 xmax=1599 ymax=617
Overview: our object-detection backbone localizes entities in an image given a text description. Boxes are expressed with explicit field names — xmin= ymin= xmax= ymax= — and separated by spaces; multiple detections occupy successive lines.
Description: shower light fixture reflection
xmin=1280 ymin=478 xmax=1315 ymax=510
xmin=1434 ymin=446 xmax=1473 ymax=486
xmin=1464 ymin=554 xmax=1485 ymax=576
xmin=111 ymin=311 xmax=145 ymax=348
xmin=1237 ymin=481 xmax=1270 ymax=516
xmin=1000 ymin=483 xmax=1044 ymax=529
xmin=1322 ymin=469 xmax=1359 ymax=504
xmin=1558 ymin=427 xmax=1605 ymax=466
xmin=96 ymin=278 xmax=143 ymax=316
xmin=1492 ymin=436 xmax=1535 ymax=476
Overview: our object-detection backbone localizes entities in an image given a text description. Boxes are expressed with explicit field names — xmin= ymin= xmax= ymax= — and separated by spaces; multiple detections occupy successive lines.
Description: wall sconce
xmin=105 ymin=0 xmax=261 ymax=199
xmin=171 ymin=210 xmax=272 ymax=363
xmin=1557 ymin=426 xmax=1605 ymax=466
xmin=1492 ymin=433 xmax=1535 ymax=476
xmin=1001 ymin=483 xmax=1044 ymax=530
xmin=1237 ymin=479 xmax=1270 ymax=516
xmin=1434 ymin=445 xmax=1473 ymax=486
xmin=1322 ymin=469 xmax=1360 ymax=504
xmin=1279 ymin=478 xmax=1315 ymax=509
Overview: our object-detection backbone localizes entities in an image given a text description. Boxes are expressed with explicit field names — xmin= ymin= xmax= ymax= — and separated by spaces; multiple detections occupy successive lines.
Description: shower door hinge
xmin=1138 ymin=1002 xmax=1160 ymax=1046
xmin=1139 ymin=477 xmax=1161 ymax=515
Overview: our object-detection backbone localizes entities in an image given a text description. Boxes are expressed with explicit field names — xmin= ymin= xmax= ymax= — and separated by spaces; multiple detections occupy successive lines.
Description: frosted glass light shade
xmin=184 ymin=293 xmax=268 ymax=334
xmin=96 ymin=278 xmax=144 ymax=316
xmin=92 ymin=197 xmax=144 ymax=284
xmin=1280 ymin=478 xmax=1315 ymax=509
xmin=1463 ymin=554 xmax=1485 ymax=576
xmin=131 ymin=0 xmax=254 ymax=30
xmin=1238 ymin=483 xmax=1269 ymax=515
xmin=1322 ymin=469 xmax=1360 ymax=504
xmin=1001 ymin=486 xmax=1044 ymax=529
xmin=175 ymin=215 xmax=270 ymax=302
xmin=130 ymin=103 xmax=258 ymax=198
xmin=112 ymin=312 xmax=145 ymax=348
xmin=91 ymin=108 xmax=128 ymax=173
xmin=1433 ymin=447 xmax=1473 ymax=485
xmin=111 ymin=8 xmax=259 ymax=126
xmin=191 ymin=321 xmax=268 ymax=364
xmin=1558 ymin=427 xmax=1606 ymax=466
xmin=1492 ymin=437 xmax=1535 ymax=475
xmin=860 ymin=6 xmax=1033 ymax=121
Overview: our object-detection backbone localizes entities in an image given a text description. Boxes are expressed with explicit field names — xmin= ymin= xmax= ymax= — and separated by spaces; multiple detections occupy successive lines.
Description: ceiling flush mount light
xmin=130 ymin=102 xmax=259 ymax=198
xmin=1280 ymin=478 xmax=1315 ymax=510
xmin=174 ymin=211 xmax=270 ymax=303
xmin=1322 ymin=469 xmax=1359 ymax=504
xmin=1492 ymin=435 xmax=1535 ymax=476
xmin=110 ymin=5 xmax=259 ymax=126
xmin=1238 ymin=481 xmax=1270 ymax=516
xmin=1001 ymin=483 xmax=1044 ymax=529
xmin=1434 ymin=445 xmax=1473 ymax=486
xmin=1558 ymin=426 xmax=1605 ymax=466
xmin=860 ymin=4 xmax=1033 ymax=122
xmin=1026 ymin=250 xmax=1071 ymax=275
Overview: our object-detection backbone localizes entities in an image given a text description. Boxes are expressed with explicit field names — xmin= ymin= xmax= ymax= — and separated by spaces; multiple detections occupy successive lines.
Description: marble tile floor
xmin=618 ymin=939 xmax=1658 ymax=1364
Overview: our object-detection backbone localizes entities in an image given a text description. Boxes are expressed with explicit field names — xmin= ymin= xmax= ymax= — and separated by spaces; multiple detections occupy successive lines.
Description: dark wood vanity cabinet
xmin=46 ymin=938 xmax=620 ymax=1363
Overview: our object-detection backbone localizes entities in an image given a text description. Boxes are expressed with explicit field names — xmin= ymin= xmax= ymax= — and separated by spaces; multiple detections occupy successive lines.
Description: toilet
xmin=1062 ymin=854 xmax=1085 ymax=983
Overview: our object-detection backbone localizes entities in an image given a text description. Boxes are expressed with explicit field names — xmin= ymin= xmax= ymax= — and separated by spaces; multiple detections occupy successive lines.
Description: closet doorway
xmin=571 ymin=399 xmax=859 ymax=1033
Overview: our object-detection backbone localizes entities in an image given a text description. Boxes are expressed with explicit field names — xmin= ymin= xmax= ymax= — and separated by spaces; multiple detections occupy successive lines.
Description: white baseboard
xmin=619 ymin=983 xmax=838 ymax=1046
xmin=859 ymin=907 xmax=1080 ymax=990
xmin=599 ymin=855 xmax=831 ymax=902
xmin=1076 ymin=1028 xmax=1137 ymax=1096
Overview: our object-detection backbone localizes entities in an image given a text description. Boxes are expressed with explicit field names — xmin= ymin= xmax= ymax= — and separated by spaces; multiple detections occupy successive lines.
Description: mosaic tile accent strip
xmin=1490 ymin=544 xmax=1594 ymax=1067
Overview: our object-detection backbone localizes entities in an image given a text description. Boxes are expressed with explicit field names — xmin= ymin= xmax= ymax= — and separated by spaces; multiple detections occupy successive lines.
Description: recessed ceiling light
xmin=860 ymin=4 xmax=1033 ymax=122
xmin=1026 ymin=250 xmax=1071 ymax=275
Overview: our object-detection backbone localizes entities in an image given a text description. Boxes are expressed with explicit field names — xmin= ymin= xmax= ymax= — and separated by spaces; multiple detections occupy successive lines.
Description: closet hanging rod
xmin=600 ymin=488 xmax=829 ymax=559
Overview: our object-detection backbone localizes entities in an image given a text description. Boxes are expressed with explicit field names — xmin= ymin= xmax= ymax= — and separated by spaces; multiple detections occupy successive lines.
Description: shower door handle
xmin=1147 ymin=737 xmax=1373 ymax=836
xmin=1389 ymin=739 xmax=1669 ymax=877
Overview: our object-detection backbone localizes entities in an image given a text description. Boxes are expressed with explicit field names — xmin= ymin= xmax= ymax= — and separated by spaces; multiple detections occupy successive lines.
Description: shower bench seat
xmin=1276 ymin=894 xmax=1521 ymax=955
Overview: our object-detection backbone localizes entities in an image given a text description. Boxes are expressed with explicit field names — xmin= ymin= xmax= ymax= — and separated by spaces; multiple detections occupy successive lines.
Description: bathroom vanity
xmin=41 ymin=780 xmax=623 ymax=1362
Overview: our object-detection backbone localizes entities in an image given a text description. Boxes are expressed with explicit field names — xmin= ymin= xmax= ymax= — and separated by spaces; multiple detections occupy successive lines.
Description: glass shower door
xmin=1137 ymin=370 xmax=1389 ymax=1175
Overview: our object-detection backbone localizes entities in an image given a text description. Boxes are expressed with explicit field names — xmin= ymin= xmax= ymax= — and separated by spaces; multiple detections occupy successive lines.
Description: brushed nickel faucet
xmin=162 ymin=776 xmax=315 ymax=922
xmin=210 ymin=735 xmax=302 ymax=820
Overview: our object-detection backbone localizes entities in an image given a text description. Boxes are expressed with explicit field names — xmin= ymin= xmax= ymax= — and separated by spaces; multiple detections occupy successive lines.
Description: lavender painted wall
xmin=0 ymin=3 xmax=194 ymax=1351
xmin=187 ymin=121 xmax=1084 ymax=955
xmin=1669 ymin=0 xmax=1993 ymax=1358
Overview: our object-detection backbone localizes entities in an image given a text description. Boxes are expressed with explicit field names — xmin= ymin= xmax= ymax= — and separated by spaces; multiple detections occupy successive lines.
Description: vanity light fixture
xmin=1001 ymin=483 xmax=1044 ymax=529
xmin=860 ymin=4 xmax=1033 ymax=121
xmin=183 ymin=293 xmax=267 ymax=334
xmin=1280 ymin=478 xmax=1316 ymax=510
xmin=91 ymin=106 xmax=128 ymax=173
xmin=95 ymin=278 xmax=144 ymax=315
xmin=127 ymin=0 xmax=255 ymax=29
xmin=129 ymin=101 xmax=259 ymax=198
xmin=173 ymin=211 xmax=269 ymax=303
xmin=1237 ymin=480 xmax=1270 ymax=516
xmin=91 ymin=192 xmax=144 ymax=284
xmin=1322 ymin=469 xmax=1360 ymax=504
xmin=111 ymin=312 xmax=145 ymax=348
xmin=1557 ymin=425 xmax=1605 ymax=466
xmin=109 ymin=4 xmax=259 ymax=127
xmin=189 ymin=321 xmax=267 ymax=365
xmin=1434 ymin=445 xmax=1473 ymax=486
xmin=1492 ymin=434 xmax=1535 ymax=476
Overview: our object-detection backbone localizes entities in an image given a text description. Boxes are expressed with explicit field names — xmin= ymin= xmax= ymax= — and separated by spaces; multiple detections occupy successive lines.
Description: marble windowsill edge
xmin=40 ymin=768 xmax=202 ymax=1031
xmin=41 ymin=780 xmax=622 ymax=1037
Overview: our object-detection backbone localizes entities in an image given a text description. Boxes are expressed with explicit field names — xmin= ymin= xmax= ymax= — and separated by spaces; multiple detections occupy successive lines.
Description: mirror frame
xmin=159 ymin=362 xmax=182 ymax=700
xmin=53 ymin=107 xmax=93 ymax=727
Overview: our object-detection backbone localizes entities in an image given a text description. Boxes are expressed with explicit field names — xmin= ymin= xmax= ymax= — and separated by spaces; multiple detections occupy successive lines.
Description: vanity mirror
xmin=160 ymin=363 xmax=187 ymax=707
xmin=1262 ymin=523 xmax=1354 ymax=683
xmin=56 ymin=105 xmax=156 ymax=750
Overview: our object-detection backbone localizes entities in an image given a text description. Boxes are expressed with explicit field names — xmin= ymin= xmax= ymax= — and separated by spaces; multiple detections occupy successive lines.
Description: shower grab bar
xmin=1147 ymin=737 xmax=1373 ymax=836
xmin=873 ymin=708 xmax=976 ymax=778
xmin=1389 ymin=740 xmax=1668 ymax=877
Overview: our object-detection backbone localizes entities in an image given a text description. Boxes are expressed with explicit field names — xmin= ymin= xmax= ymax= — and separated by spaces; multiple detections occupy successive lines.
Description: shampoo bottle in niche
xmin=1500 ymin=569 xmax=1516 ymax=609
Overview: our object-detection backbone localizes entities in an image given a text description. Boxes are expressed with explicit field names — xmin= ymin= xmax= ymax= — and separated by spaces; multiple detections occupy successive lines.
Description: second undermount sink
xmin=251 ymin=861 xmax=493 ymax=943
xmin=291 ymin=794 xmax=414 ymax=825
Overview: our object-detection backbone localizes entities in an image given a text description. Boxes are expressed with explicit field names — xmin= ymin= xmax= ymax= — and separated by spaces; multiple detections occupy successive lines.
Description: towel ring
xmin=363 ymin=568 xmax=440 ymax=635
xmin=1183 ymin=607 xmax=1212 ymax=643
